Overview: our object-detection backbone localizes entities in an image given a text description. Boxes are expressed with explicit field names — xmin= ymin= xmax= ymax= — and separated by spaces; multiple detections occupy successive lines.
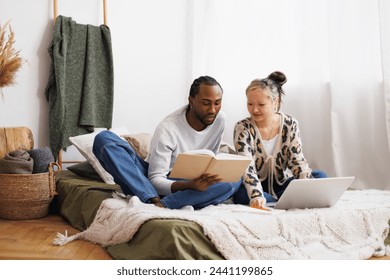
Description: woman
xmin=233 ymin=71 xmax=326 ymax=209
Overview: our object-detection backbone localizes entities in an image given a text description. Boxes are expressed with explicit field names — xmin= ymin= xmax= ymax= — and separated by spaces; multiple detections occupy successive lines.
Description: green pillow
xmin=67 ymin=161 xmax=103 ymax=181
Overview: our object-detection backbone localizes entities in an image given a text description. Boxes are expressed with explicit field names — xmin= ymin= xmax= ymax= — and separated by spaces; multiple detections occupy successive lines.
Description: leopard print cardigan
xmin=233 ymin=113 xmax=312 ymax=201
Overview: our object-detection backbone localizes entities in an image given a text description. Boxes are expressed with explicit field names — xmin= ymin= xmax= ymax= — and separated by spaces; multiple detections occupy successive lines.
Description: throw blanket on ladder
xmin=54 ymin=189 xmax=390 ymax=259
xmin=44 ymin=15 xmax=114 ymax=159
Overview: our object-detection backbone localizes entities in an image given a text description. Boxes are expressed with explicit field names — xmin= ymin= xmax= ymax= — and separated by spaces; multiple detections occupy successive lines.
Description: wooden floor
xmin=0 ymin=215 xmax=112 ymax=260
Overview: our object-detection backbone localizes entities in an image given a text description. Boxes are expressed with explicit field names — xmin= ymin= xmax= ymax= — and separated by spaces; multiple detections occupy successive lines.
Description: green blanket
xmin=45 ymin=15 xmax=114 ymax=159
xmin=55 ymin=171 xmax=223 ymax=260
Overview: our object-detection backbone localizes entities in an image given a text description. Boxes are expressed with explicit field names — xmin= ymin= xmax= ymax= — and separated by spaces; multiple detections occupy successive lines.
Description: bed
xmin=53 ymin=130 xmax=390 ymax=260
xmin=54 ymin=168 xmax=390 ymax=260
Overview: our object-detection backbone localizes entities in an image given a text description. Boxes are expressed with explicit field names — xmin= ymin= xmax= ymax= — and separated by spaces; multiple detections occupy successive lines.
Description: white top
xmin=147 ymin=105 xmax=227 ymax=195
xmin=262 ymin=134 xmax=278 ymax=156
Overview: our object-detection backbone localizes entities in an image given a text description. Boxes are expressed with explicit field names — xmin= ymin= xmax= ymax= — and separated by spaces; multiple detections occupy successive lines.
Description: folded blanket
xmin=0 ymin=150 xmax=34 ymax=174
xmin=28 ymin=147 xmax=54 ymax=173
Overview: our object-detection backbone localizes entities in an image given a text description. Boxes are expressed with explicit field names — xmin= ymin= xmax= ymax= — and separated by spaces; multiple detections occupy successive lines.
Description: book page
xmin=168 ymin=153 xmax=213 ymax=179
xmin=206 ymin=156 xmax=251 ymax=182
xmin=182 ymin=149 xmax=216 ymax=157
xmin=169 ymin=151 xmax=251 ymax=182
xmin=215 ymin=153 xmax=251 ymax=160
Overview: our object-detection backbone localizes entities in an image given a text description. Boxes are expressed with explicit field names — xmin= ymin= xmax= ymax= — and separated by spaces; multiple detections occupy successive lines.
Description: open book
xmin=168 ymin=149 xmax=251 ymax=182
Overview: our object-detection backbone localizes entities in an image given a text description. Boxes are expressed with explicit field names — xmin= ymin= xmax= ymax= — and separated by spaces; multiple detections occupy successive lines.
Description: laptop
xmin=267 ymin=177 xmax=355 ymax=210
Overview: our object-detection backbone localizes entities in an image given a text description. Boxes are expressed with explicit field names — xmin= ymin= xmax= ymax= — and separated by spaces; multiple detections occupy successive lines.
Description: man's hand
xmin=171 ymin=173 xmax=221 ymax=192
xmin=190 ymin=173 xmax=221 ymax=191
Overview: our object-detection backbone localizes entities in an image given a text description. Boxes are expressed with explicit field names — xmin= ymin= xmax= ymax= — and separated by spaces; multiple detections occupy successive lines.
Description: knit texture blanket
xmin=28 ymin=147 xmax=54 ymax=174
xmin=44 ymin=15 xmax=114 ymax=160
xmin=0 ymin=150 xmax=33 ymax=174
xmin=54 ymin=189 xmax=390 ymax=259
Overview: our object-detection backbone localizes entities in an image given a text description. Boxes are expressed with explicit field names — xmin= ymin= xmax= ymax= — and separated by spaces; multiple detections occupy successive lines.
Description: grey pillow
xmin=67 ymin=161 xmax=103 ymax=181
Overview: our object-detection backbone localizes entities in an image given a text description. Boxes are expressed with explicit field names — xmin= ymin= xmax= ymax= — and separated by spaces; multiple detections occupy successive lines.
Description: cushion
xmin=67 ymin=161 xmax=103 ymax=181
xmin=69 ymin=127 xmax=129 ymax=185
xmin=122 ymin=133 xmax=152 ymax=160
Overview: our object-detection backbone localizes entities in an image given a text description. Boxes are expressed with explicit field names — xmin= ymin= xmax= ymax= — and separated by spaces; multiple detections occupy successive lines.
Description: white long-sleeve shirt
xmin=147 ymin=106 xmax=227 ymax=195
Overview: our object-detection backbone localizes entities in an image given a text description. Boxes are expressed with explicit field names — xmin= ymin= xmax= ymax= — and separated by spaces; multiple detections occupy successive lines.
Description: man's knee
xmin=95 ymin=130 xmax=113 ymax=142
xmin=93 ymin=130 xmax=116 ymax=155
xmin=94 ymin=130 xmax=118 ymax=147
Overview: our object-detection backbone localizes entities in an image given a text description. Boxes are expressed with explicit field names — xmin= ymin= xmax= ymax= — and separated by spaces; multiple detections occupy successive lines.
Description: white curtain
xmin=380 ymin=0 xmax=390 ymax=152
xmin=187 ymin=0 xmax=390 ymax=190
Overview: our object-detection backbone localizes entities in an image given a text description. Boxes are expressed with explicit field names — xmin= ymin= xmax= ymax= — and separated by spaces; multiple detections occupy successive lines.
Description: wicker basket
xmin=0 ymin=162 xmax=60 ymax=220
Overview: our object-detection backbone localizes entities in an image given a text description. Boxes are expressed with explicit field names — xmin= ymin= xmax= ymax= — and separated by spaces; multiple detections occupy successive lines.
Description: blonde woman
xmin=233 ymin=71 xmax=326 ymax=209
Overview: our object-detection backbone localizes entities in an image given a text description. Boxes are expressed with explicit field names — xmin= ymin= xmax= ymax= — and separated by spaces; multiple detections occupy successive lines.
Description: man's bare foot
xmin=150 ymin=197 xmax=164 ymax=208
xmin=153 ymin=202 xmax=164 ymax=208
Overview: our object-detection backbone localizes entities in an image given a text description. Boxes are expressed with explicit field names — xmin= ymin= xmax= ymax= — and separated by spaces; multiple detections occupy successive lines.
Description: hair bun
xmin=268 ymin=71 xmax=287 ymax=86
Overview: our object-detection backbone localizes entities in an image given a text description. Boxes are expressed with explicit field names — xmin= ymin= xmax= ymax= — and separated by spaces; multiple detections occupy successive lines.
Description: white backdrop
xmin=1 ymin=0 xmax=389 ymax=190
xmin=188 ymin=0 xmax=390 ymax=190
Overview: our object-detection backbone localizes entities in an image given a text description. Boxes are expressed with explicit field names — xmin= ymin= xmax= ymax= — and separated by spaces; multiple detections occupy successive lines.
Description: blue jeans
xmin=233 ymin=170 xmax=328 ymax=204
xmin=92 ymin=130 xmax=242 ymax=209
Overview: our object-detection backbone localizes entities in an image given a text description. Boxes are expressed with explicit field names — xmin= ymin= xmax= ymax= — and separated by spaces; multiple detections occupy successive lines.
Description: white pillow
xmin=69 ymin=127 xmax=129 ymax=184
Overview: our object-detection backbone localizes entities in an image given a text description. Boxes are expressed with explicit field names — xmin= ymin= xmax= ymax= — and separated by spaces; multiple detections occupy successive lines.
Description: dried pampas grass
xmin=0 ymin=21 xmax=24 ymax=93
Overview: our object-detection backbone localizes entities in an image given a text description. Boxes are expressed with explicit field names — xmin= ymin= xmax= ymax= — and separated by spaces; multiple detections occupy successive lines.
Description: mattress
xmin=55 ymin=170 xmax=224 ymax=260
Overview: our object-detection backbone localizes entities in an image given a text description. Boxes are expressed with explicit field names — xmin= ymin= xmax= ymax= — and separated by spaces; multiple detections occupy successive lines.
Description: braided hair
xmin=189 ymin=76 xmax=223 ymax=98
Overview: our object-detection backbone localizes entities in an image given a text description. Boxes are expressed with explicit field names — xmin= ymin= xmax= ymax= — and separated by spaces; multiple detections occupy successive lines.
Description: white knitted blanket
xmin=54 ymin=189 xmax=390 ymax=259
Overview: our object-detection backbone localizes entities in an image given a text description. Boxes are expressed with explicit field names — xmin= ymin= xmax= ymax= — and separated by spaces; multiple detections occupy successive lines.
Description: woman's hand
xmin=250 ymin=197 xmax=270 ymax=211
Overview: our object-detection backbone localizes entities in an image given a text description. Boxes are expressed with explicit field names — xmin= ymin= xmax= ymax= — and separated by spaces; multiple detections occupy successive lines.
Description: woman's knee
xmin=232 ymin=184 xmax=249 ymax=205
xmin=312 ymin=170 xmax=328 ymax=178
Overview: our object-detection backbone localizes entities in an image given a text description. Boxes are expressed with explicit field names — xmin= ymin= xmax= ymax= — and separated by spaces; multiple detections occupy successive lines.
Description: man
xmin=93 ymin=76 xmax=242 ymax=209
